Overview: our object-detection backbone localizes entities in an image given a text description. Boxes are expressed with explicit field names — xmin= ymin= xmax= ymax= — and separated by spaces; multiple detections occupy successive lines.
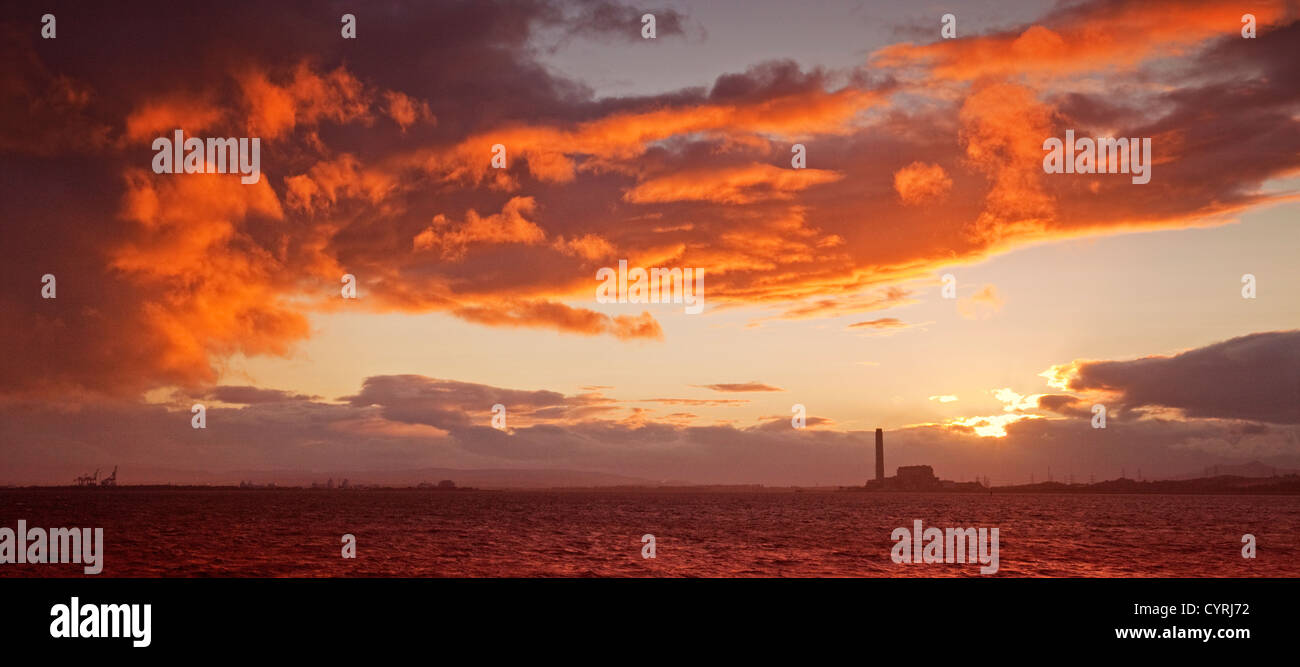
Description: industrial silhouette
xmin=73 ymin=466 xmax=117 ymax=487
xmin=875 ymin=428 xmax=884 ymax=482
xmin=862 ymin=429 xmax=984 ymax=492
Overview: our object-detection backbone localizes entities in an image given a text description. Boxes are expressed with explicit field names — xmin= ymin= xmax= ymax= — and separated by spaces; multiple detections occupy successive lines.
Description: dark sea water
xmin=1 ymin=489 xmax=1297 ymax=577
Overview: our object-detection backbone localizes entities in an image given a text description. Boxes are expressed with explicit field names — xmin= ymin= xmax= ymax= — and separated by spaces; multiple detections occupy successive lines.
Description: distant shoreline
xmin=984 ymin=474 xmax=1300 ymax=495
xmin=3 ymin=474 xmax=1300 ymax=495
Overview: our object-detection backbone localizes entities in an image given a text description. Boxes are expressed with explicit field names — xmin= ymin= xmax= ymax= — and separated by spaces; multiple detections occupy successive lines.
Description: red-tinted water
xmin=1 ymin=489 xmax=1295 ymax=577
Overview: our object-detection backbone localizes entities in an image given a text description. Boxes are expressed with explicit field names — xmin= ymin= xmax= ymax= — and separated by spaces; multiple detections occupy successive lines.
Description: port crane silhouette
xmin=73 ymin=466 xmax=118 ymax=487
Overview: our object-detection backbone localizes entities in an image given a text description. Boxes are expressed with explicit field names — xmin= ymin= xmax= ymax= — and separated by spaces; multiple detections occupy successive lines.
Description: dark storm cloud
xmin=1036 ymin=394 xmax=1091 ymax=418
xmin=1062 ymin=331 xmax=1300 ymax=424
xmin=342 ymin=374 xmax=617 ymax=429
xmin=203 ymin=386 xmax=320 ymax=404
xmin=561 ymin=0 xmax=687 ymax=38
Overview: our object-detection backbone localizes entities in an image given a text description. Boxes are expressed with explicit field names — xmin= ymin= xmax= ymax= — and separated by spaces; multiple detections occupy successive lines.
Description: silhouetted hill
xmin=997 ymin=474 xmax=1300 ymax=494
xmin=1165 ymin=460 xmax=1300 ymax=480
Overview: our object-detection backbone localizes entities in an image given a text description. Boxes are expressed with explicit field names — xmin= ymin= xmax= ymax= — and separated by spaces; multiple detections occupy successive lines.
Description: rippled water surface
xmin=2 ymin=489 xmax=1297 ymax=577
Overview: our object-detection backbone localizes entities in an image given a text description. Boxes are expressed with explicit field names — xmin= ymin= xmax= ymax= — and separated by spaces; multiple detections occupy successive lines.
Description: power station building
xmin=864 ymin=430 xmax=980 ymax=491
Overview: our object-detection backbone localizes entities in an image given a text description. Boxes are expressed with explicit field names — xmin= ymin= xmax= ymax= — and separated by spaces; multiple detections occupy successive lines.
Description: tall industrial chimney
xmin=875 ymin=428 xmax=884 ymax=482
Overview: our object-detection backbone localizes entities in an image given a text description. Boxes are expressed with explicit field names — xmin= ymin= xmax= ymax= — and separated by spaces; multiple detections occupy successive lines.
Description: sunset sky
xmin=2 ymin=0 xmax=1298 ymax=485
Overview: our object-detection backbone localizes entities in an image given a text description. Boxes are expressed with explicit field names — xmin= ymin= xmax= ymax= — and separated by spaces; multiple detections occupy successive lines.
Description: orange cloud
xmin=552 ymin=234 xmax=616 ymax=261
xmin=625 ymin=163 xmax=843 ymax=204
xmin=383 ymin=90 xmax=435 ymax=130
xmin=237 ymin=63 xmax=372 ymax=138
xmin=847 ymin=317 xmax=907 ymax=330
xmin=6 ymin=2 xmax=1299 ymax=400
xmin=112 ymin=170 xmax=306 ymax=387
xmin=413 ymin=196 xmax=547 ymax=259
xmin=284 ymin=154 xmax=398 ymax=213
xmin=893 ymin=161 xmax=952 ymax=205
xmin=125 ymin=95 xmax=227 ymax=142
xmin=873 ymin=0 xmax=1290 ymax=81
xmin=452 ymin=300 xmax=663 ymax=341
xmin=401 ymin=84 xmax=881 ymax=187
xmin=959 ymin=81 xmax=1057 ymax=245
